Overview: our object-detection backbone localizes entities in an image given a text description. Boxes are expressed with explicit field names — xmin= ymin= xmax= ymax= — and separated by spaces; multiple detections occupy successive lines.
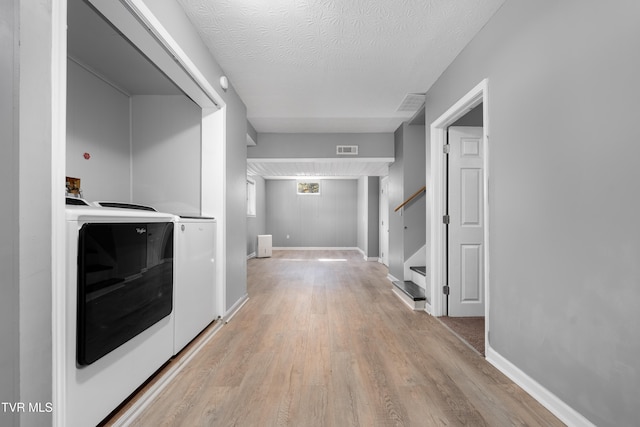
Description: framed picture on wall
xmin=297 ymin=181 xmax=321 ymax=195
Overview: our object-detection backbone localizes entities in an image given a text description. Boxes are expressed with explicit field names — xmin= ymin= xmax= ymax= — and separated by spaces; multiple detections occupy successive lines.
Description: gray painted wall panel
xmin=424 ymin=1 xmax=640 ymax=425
xmin=223 ymin=92 xmax=249 ymax=308
xmin=131 ymin=95 xmax=201 ymax=215
xmin=389 ymin=122 xmax=426 ymax=279
xmin=266 ymin=179 xmax=357 ymax=247
xmin=18 ymin=1 xmax=54 ymax=425
xmin=388 ymin=125 xmax=404 ymax=279
xmin=0 ymin=1 xmax=19 ymax=425
xmin=66 ymin=60 xmax=131 ymax=202
xmin=367 ymin=177 xmax=380 ymax=257
xmin=249 ymin=132 xmax=393 ymax=158
xmin=357 ymin=177 xmax=366 ymax=252
xmin=403 ymin=124 xmax=426 ymax=258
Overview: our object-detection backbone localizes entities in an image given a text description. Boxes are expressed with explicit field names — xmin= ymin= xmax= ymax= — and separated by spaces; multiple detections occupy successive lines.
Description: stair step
xmin=409 ymin=266 xmax=427 ymax=276
xmin=392 ymin=281 xmax=427 ymax=302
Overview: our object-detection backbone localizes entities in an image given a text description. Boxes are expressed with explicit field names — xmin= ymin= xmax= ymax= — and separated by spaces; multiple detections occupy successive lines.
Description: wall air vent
xmin=337 ymin=145 xmax=358 ymax=155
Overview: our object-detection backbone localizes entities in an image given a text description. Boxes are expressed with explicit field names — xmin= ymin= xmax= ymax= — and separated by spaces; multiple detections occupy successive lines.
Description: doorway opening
xmin=429 ymin=79 xmax=489 ymax=355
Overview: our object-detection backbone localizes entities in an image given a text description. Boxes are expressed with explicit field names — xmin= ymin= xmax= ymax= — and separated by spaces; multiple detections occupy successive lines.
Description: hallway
xmin=109 ymin=250 xmax=562 ymax=426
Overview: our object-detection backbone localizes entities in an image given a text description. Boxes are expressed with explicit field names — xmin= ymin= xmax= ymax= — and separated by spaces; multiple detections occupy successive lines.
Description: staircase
xmin=392 ymin=266 xmax=430 ymax=311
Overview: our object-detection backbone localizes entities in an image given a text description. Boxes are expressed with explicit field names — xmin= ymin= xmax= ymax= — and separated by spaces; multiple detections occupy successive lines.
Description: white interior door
xmin=379 ymin=176 xmax=389 ymax=266
xmin=448 ymin=126 xmax=484 ymax=317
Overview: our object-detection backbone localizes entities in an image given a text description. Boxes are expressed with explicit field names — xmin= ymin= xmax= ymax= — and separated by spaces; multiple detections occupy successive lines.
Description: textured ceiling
xmin=178 ymin=0 xmax=506 ymax=133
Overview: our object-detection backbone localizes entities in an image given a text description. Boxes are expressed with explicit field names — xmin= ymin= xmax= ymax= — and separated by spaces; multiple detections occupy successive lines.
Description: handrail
xmin=394 ymin=185 xmax=426 ymax=212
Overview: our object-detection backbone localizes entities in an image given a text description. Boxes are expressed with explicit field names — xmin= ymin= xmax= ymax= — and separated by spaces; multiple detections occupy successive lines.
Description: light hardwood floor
xmin=105 ymin=250 xmax=564 ymax=426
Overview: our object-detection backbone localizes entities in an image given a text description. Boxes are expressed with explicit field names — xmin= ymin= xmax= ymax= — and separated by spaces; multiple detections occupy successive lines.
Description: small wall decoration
xmin=297 ymin=181 xmax=320 ymax=195
xmin=66 ymin=176 xmax=82 ymax=196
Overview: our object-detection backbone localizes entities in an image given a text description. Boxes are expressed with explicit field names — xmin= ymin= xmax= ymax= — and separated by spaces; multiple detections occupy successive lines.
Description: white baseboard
xmin=355 ymin=247 xmax=379 ymax=262
xmin=423 ymin=303 xmax=432 ymax=316
xmin=387 ymin=273 xmax=400 ymax=283
xmin=486 ymin=346 xmax=595 ymax=427
xmin=247 ymin=252 xmax=256 ymax=260
xmin=272 ymin=247 xmax=359 ymax=250
xmin=224 ymin=293 xmax=249 ymax=323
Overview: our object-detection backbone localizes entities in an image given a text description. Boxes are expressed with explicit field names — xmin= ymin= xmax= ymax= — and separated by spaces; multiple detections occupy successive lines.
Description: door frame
xmin=429 ymin=79 xmax=489 ymax=336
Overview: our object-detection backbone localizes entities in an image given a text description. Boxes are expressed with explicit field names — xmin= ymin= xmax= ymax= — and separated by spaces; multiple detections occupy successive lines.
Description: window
xmin=297 ymin=181 xmax=321 ymax=195
xmin=247 ymin=178 xmax=256 ymax=216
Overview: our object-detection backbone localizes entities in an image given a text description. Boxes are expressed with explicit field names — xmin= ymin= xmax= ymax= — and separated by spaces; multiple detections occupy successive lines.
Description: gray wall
xmin=388 ymin=125 xmax=404 ymax=279
xmin=388 ymin=122 xmax=426 ymax=279
xmin=266 ymin=179 xmax=357 ymax=247
xmin=424 ymin=1 xmax=640 ymax=425
xmin=247 ymin=175 xmax=266 ymax=255
xmin=0 ymin=1 xmax=19 ymax=425
xmin=358 ymin=177 xmax=380 ymax=258
xmin=357 ymin=177 xmax=367 ymax=252
xmin=66 ymin=60 xmax=131 ymax=202
xmin=402 ymin=124 xmax=426 ymax=258
xmin=366 ymin=177 xmax=380 ymax=257
xmin=67 ymin=66 xmax=203 ymax=214
xmin=131 ymin=95 xmax=202 ymax=215
xmin=249 ymin=132 xmax=393 ymax=158
xmin=141 ymin=0 xmax=248 ymax=312
xmin=18 ymin=1 xmax=55 ymax=425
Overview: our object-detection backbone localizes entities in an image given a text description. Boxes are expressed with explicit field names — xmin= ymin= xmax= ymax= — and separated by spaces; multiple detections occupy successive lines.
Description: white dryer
xmin=173 ymin=216 xmax=217 ymax=354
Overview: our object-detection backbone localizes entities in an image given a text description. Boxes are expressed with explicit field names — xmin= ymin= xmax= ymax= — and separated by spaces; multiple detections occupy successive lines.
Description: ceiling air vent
xmin=337 ymin=145 xmax=358 ymax=155
xmin=397 ymin=93 xmax=426 ymax=112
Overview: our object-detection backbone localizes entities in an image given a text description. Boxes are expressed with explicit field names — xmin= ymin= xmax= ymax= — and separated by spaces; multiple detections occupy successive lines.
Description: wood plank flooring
xmin=105 ymin=250 xmax=564 ymax=426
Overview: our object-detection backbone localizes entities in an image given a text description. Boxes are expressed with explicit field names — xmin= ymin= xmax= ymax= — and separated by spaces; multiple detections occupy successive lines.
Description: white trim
xmin=247 ymin=252 xmax=256 ymax=260
xmin=110 ymin=320 xmax=226 ymax=427
xmin=223 ymin=294 xmax=249 ymax=323
xmin=423 ymin=304 xmax=432 ymax=316
xmin=263 ymin=176 xmax=361 ymax=180
xmin=272 ymin=247 xmax=360 ymax=251
xmin=52 ymin=1 xmax=68 ymax=426
xmin=387 ymin=273 xmax=400 ymax=283
xmin=120 ymin=0 xmax=223 ymax=109
xmin=200 ymin=107 xmax=226 ymax=318
xmin=247 ymin=157 xmax=394 ymax=163
xmin=486 ymin=346 xmax=596 ymax=427
xmin=392 ymin=288 xmax=426 ymax=311
xmin=428 ymin=79 xmax=489 ymax=354
xmin=356 ymin=247 xmax=378 ymax=261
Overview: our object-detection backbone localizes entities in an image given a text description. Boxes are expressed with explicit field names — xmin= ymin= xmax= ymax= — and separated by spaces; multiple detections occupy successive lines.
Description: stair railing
xmin=394 ymin=185 xmax=426 ymax=212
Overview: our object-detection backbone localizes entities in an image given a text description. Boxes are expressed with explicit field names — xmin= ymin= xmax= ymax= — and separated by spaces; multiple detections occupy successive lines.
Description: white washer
xmin=63 ymin=203 xmax=176 ymax=427
xmin=173 ymin=216 xmax=217 ymax=354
